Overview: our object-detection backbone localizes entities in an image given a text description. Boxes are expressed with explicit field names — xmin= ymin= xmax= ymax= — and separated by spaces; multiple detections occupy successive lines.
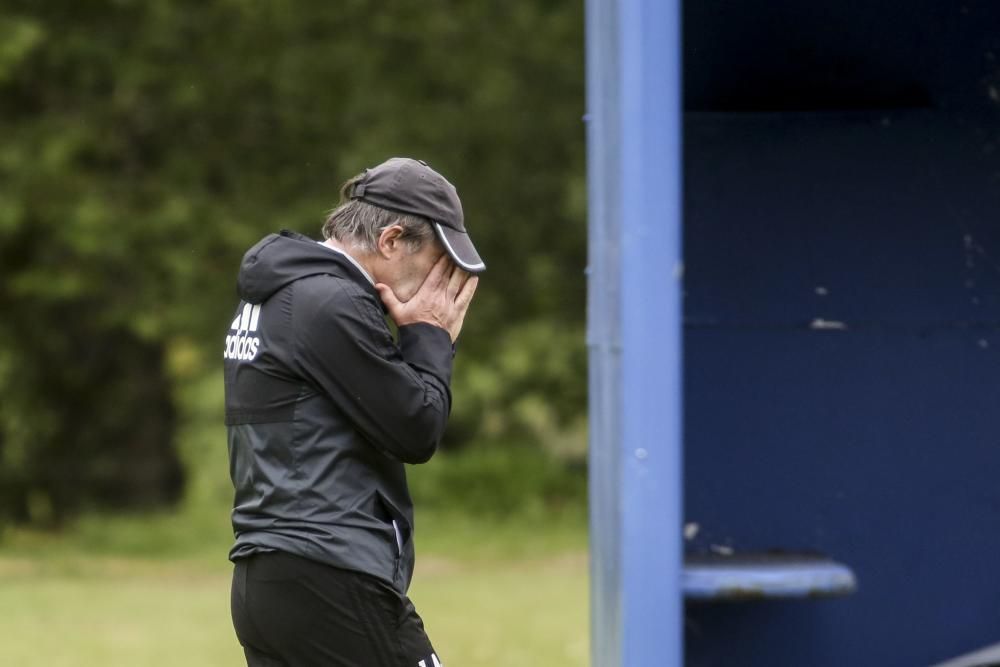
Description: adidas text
xmin=225 ymin=303 xmax=263 ymax=361
xmin=224 ymin=333 xmax=260 ymax=361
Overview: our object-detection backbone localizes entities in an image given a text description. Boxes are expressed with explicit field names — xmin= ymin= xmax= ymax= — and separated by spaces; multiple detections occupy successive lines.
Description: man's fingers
xmin=421 ymin=254 xmax=451 ymax=292
xmin=455 ymin=275 xmax=478 ymax=310
xmin=446 ymin=265 xmax=467 ymax=300
xmin=375 ymin=283 xmax=403 ymax=316
xmin=446 ymin=276 xmax=478 ymax=343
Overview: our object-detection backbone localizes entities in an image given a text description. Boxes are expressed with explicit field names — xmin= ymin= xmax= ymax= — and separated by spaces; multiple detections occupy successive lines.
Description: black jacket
xmin=223 ymin=230 xmax=453 ymax=593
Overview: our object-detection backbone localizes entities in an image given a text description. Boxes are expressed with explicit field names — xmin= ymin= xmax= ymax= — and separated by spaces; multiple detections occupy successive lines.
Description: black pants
xmin=231 ymin=551 xmax=442 ymax=667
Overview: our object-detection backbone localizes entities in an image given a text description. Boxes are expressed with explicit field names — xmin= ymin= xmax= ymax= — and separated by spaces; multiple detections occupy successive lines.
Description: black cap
xmin=350 ymin=157 xmax=486 ymax=273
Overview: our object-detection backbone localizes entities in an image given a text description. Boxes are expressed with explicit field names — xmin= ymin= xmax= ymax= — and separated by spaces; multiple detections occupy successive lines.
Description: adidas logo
xmin=224 ymin=303 xmax=262 ymax=361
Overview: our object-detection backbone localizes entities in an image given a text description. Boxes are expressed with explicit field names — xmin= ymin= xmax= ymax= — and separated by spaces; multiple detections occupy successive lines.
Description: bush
xmin=408 ymin=444 xmax=587 ymax=519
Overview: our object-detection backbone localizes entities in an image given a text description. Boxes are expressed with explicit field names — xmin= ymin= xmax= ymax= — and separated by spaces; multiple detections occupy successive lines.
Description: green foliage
xmin=0 ymin=1 xmax=586 ymax=522
xmin=0 ymin=372 xmax=586 ymax=555
xmin=409 ymin=443 xmax=587 ymax=519
xmin=449 ymin=321 xmax=588 ymax=454
xmin=0 ymin=311 xmax=182 ymax=525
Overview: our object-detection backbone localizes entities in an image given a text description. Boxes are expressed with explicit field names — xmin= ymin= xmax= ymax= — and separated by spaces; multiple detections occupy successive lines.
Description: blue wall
xmin=682 ymin=111 xmax=1000 ymax=665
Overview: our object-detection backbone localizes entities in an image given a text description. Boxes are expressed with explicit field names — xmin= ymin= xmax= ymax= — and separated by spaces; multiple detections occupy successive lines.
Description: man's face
xmin=385 ymin=237 xmax=447 ymax=303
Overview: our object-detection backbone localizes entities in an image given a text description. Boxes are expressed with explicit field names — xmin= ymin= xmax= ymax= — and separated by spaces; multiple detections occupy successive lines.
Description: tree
xmin=0 ymin=0 xmax=586 ymax=523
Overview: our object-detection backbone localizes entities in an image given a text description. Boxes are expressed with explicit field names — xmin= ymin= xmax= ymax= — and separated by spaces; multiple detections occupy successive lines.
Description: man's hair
xmin=321 ymin=173 xmax=434 ymax=253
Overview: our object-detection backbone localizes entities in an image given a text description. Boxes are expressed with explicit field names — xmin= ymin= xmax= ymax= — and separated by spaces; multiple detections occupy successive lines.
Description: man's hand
xmin=376 ymin=255 xmax=479 ymax=343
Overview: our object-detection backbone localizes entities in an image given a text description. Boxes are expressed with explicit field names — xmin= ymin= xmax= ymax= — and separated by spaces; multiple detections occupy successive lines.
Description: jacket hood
xmin=236 ymin=230 xmax=377 ymax=303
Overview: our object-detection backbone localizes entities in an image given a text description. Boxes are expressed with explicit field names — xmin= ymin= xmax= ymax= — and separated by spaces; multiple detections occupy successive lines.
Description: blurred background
xmin=0 ymin=2 xmax=589 ymax=665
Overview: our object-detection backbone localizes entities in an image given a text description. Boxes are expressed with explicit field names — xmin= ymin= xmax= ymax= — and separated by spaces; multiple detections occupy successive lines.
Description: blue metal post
xmin=618 ymin=0 xmax=683 ymax=664
xmin=586 ymin=0 xmax=683 ymax=665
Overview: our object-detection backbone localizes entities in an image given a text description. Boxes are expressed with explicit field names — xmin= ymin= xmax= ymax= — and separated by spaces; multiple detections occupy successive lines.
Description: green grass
xmin=0 ymin=511 xmax=589 ymax=667
xmin=0 ymin=557 xmax=242 ymax=667
xmin=410 ymin=551 xmax=588 ymax=665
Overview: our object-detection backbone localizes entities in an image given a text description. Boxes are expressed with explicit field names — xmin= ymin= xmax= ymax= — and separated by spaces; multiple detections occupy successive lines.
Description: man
xmin=224 ymin=157 xmax=483 ymax=667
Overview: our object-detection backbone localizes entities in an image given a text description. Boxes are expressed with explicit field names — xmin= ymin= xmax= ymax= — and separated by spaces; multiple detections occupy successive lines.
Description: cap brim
xmin=434 ymin=223 xmax=486 ymax=273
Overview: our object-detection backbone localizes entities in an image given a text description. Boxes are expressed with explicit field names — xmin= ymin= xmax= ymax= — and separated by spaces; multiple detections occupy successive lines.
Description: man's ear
xmin=376 ymin=224 xmax=405 ymax=259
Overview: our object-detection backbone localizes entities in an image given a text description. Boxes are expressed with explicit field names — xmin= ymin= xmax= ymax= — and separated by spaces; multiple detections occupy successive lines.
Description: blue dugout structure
xmin=587 ymin=1 xmax=1000 ymax=665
